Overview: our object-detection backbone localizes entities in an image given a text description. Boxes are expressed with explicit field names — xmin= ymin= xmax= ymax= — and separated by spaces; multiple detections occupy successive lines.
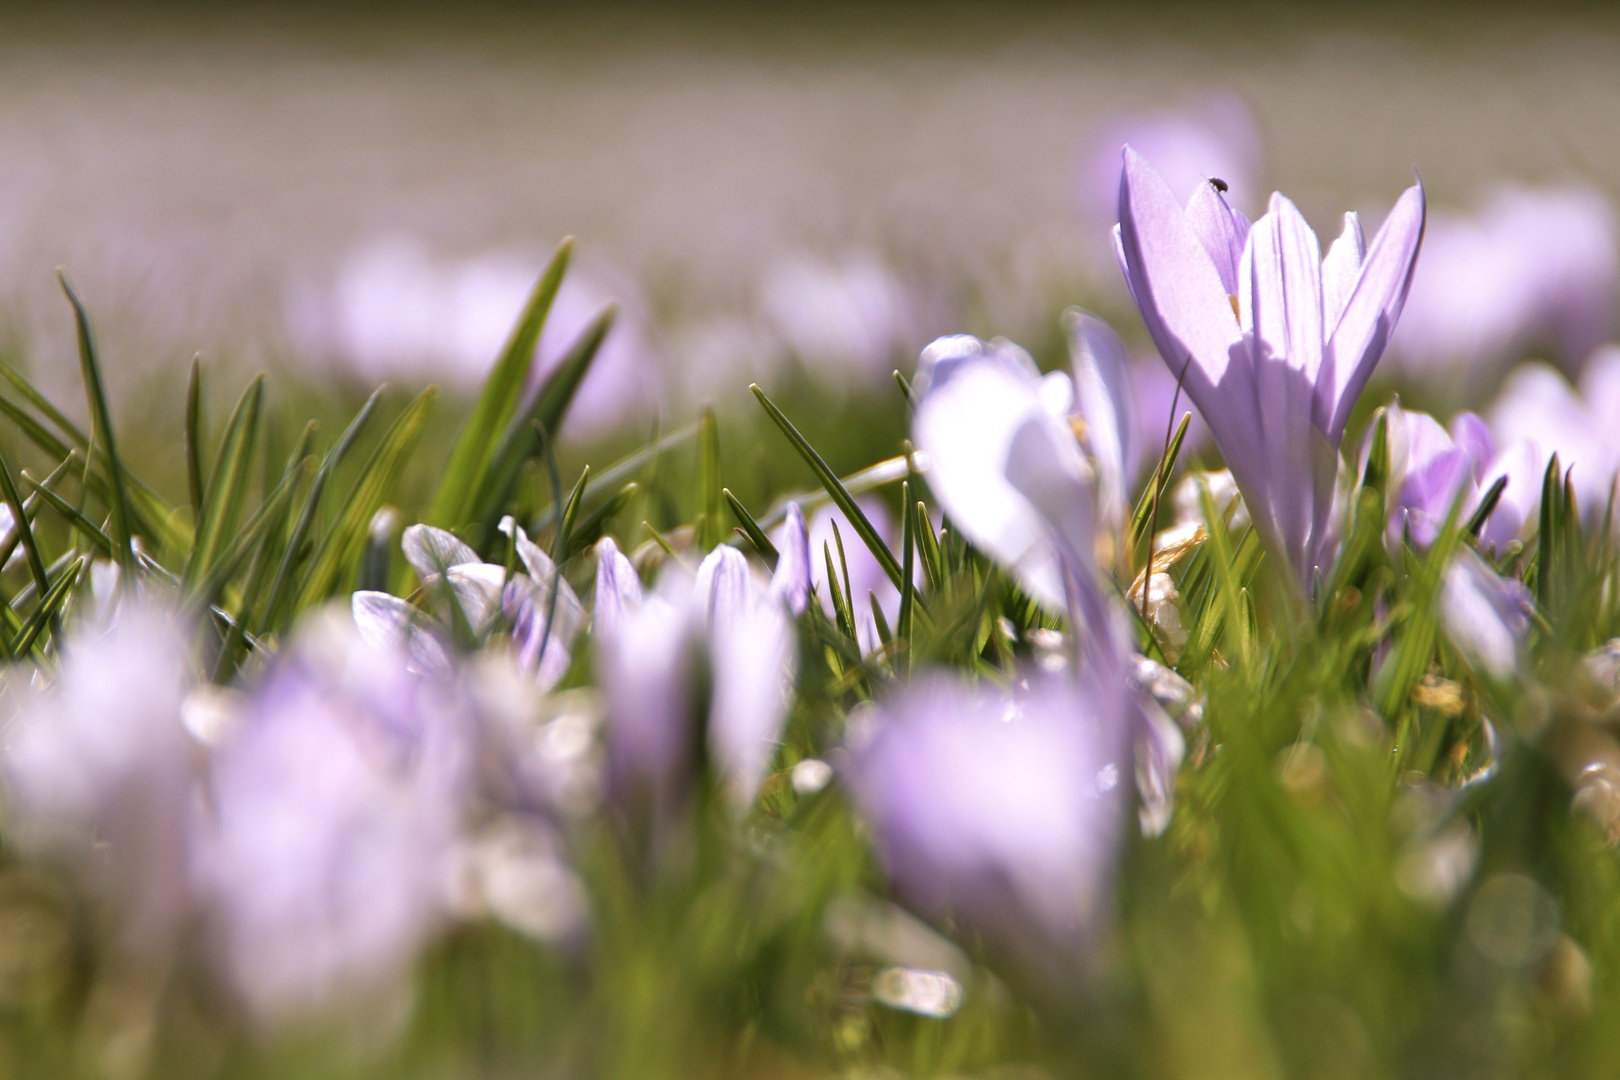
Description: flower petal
xmin=1066 ymin=310 xmax=1137 ymax=533
xmin=1318 ymin=181 xmax=1426 ymax=440
xmin=592 ymin=536 xmax=642 ymax=641
xmin=401 ymin=524 xmax=479 ymax=581
xmin=912 ymin=344 xmax=1069 ymax=609
xmin=1184 ymin=178 xmax=1251 ymax=297
xmin=1321 ymin=212 xmax=1366 ymax=333
xmin=769 ymin=502 xmax=811 ymax=615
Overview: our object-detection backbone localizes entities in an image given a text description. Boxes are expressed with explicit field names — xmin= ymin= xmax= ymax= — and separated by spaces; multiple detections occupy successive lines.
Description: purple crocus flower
xmin=1 ymin=602 xmax=195 ymax=960
xmin=596 ymin=518 xmax=808 ymax=812
xmin=849 ymin=670 xmax=1128 ymax=973
xmin=1439 ymin=547 xmax=1533 ymax=679
xmin=195 ymin=612 xmax=472 ymax=1023
xmin=1116 ymin=147 xmax=1426 ymax=583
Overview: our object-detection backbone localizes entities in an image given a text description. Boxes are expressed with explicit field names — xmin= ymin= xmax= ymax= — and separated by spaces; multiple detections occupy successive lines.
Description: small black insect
xmin=1209 ymin=177 xmax=1229 ymax=193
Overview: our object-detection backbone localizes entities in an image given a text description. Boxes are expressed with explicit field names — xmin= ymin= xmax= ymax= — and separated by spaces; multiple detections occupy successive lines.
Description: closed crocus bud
xmin=769 ymin=502 xmax=811 ymax=616
xmin=597 ymin=572 xmax=697 ymax=811
xmin=696 ymin=547 xmax=797 ymax=807
xmin=195 ymin=610 xmax=473 ymax=1024
xmin=849 ymin=672 xmax=1127 ymax=973
xmin=593 ymin=536 xmax=643 ymax=642
xmin=1 ymin=601 xmax=195 ymax=958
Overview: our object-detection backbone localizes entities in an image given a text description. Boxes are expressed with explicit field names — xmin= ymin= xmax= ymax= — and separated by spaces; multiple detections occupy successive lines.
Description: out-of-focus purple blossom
xmin=848 ymin=671 xmax=1127 ymax=967
xmin=760 ymin=252 xmax=917 ymax=380
xmin=597 ymin=519 xmax=808 ymax=812
xmin=769 ymin=502 xmax=812 ymax=616
xmin=1369 ymin=403 xmax=1543 ymax=552
xmin=0 ymin=602 xmax=194 ymax=956
xmin=592 ymin=536 xmax=643 ymax=643
xmin=1116 ymin=148 xmax=1426 ymax=584
xmin=291 ymin=238 xmax=660 ymax=436
xmin=195 ymin=610 xmax=472 ymax=1023
xmin=1489 ymin=351 xmax=1620 ymax=516
xmin=1440 ymin=547 xmax=1533 ymax=679
xmin=1392 ymin=185 xmax=1616 ymax=376
xmin=1066 ymin=311 xmax=1137 ymax=534
xmin=1081 ymin=95 xmax=1261 ymax=227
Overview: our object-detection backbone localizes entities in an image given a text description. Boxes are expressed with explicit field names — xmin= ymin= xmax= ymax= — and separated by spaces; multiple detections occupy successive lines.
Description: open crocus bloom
xmin=353 ymin=522 xmax=584 ymax=688
xmin=911 ymin=334 xmax=1103 ymax=611
xmin=1116 ymin=147 xmax=1426 ymax=583
xmin=1378 ymin=403 xmax=1543 ymax=552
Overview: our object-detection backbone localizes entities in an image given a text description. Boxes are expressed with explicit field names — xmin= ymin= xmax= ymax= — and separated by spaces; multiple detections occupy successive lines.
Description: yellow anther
xmin=1228 ymin=294 xmax=1241 ymax=321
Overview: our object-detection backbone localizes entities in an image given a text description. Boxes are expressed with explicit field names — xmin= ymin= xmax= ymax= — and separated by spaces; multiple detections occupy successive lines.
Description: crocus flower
xmin=1375 ymin=403 xmax=1543 ymax=552
xmin=1 ymin=602 xmax=194 ymax=958
xmin=353 ymin=522 xmax=583 ymax=689
xmin=195 ymin=610 xmax=472 ymax=1023
xmin=596 ymin=521 xmax=807 ymax=812
xmin=760 ymin=252 xmax=917 ymax=380
xmin=1116 ymin=147 xmax=1426 ymax=583
xmin=848 ymin=670 xmax=1128 ymax=971
xmin=911 ymin=334 xmax=1101 ymax=611
xmin=1439 ymin=547 xmax=1533 ymax=679
xmin=804 ymin=498 xmax=904 ymax=654
xmin=1392 ymin=184 xmax=1616 ymax=377
xmin=1488 ymin=349 xmax=1620 ymax=518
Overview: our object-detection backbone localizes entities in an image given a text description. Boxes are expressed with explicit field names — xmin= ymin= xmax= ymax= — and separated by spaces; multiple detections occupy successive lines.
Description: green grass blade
xmin=0 ymin=450 xmax=51 ymax=601
xmin=26 ymin=474 xmax=114 ymax=557
xmin=898 ymin=480 xmax=916 ymax=662
xmin=184 ymin=375 xmax=264 ymax=591
xmin=11 ymin=556 xmax=84 ymax=657
xmin=57 ymin=272 xmax=134 ymax=569
xmin=1129 ymin=410 xmax=1192 ymax=550
xmin=914 ymin=501 xmax=943 ymax=595
xmin=822 ymin=541 xmax=856 ymax=645
xmin=186 ymin=356 xmax=205 ymax=518
xmin=569 ymin=482 xmax=639 ymax=554
xmin=555 ymin=466 xmax=590 ymax=562
xmin=467 ymin=305 xmax=615 ymax=540
xmin=724 ymin=488 xmax=779 ymax=567
xmin=428 ymin=238 xmax=573 ymax=528
xmin=528 ymin=424 xmax=698 ymax=533
xmin=296 ymin=387 xmax=437 ymax=609
xmin=698 ymin=407 xmax=722 ymax=551
xmin=259 ymin=388 xmax=382 ymax=635
xmin=750 ymin=384 xmax=904 ymax=591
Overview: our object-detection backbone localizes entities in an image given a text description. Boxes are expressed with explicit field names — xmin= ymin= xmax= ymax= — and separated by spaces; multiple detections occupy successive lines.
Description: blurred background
xmin=1 ymin=1 xmax=1618 ymax=438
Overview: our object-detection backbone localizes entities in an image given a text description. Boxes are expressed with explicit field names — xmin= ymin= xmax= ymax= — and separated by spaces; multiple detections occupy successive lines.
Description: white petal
xmin=401 ymin=524 xmax=479 ymax=581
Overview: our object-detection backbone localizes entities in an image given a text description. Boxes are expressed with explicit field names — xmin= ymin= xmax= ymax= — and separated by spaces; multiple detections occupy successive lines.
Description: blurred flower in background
xmin=1487 ymin=348 xmax=1620 ymax=515
xmin=290 ymin=238 xmax=662 ymax=436
xmin=1391 ymin=185 xmax=1617 ymax=381
xmin=1080 ymin=93 xmax=1262 ymax=224
xmin=760 ymin=252 xmax=918 ymax=381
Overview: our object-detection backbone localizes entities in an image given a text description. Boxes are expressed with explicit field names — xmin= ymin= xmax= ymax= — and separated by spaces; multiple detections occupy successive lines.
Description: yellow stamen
xmin=1228 ymin=294 xmax=1241 ymax=321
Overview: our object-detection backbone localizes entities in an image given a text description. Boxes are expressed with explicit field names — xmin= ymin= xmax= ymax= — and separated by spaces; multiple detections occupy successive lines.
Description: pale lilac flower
xmin=597 ymin=517 xmax=808 ymax=810
xmin=848 ymin=671 xmax=1127 ymax=966
xmin=0 ymin=603 xmax=194 ymax=957
xmin=760 ymin=252 xmax=916 ymax=380
xmin=1116 ymin=148 xmax=1426 ymax=583
xmin=912 ymin=334 xmax=1095 ymax=610
xmin=1066 ymin=311 xmax=1138 ymax=534
xmin=299 ymin=238 xmax=660 ymax=436
xmin=1440 ymin=548 xmax=1533 ymax=679
xmin=1392 ymin=184 xmax=1616 ymax=375
xmin=353 ymin=523 xmax=583 ymax=690
xmin=196 ymin=611 xmax=472 ymax=1022
xmin=768 ymin=502 xmax=812 ymax=616
xmin=591 ymin=535 xmax=643 ymax=643
xmin=1082 ymin=95 xmax=1261 ymax=227
xmin=1488 ymin=351 xmax=1620 ymax=516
